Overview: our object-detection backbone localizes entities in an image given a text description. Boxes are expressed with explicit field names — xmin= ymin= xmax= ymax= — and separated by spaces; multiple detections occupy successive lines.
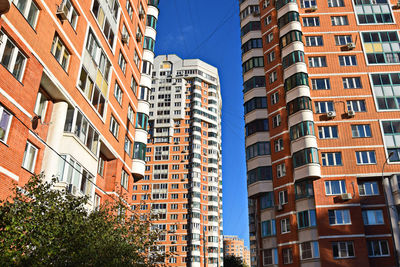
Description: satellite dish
xmin=31 ymin=116 xmax=40 ymax=130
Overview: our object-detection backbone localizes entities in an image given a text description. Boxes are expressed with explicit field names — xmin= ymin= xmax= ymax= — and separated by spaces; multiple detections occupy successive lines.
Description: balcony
xmin=248 ymin=180 xmax=273 ymax=197
xmin=291 ymin=135 xmax=318 ymax=154
xmin=293 ymin=163 xmax=321 ymax=181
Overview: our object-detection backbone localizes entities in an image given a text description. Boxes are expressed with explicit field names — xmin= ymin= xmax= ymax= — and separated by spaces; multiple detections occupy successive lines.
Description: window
xmin=359 ymin=181 xmax=379 ymax=196
xmin=271 ymin=92 xmax=279 ymax=105
xmin=332 ymin=242 xmax=355 ymax=258
xmin=109 ymin=116 xmax=119 ymax=138
xmin=351 ymin=125 xmax=371 ymax=138
xmin=279 ymin=190 xmax=288 ymax=205
xmin=321 ymin=152 xmax=342 ymax=166
xmin=245 ymin=119 xmax=269 ymax=136
xmin=355 ymin=0 xmax=393 ymax=24
xmin=77 ymin=67 xmax=106 ymax=116
xmin=22 ymin=141 xmax=38 ymax=172
xmin=121 ymin=170 xmax=129 ymax=189
xmin=287 ymin=96 xmax=312 ymax=115
xmin=98 ymin=155 xmax=105 ymax=177
xmin=329 ymin=209 xmax=351 ymax=225
xmin=282 ymin=50 xmax=305 ymax=69
xmin=242 ymin=38 xmax=263 ymax=54
xmin=124 ymin=136 xmax=132 ymax=155
xmin=356 ymin=151 xmax=376 ymax=164
xmin=282 ymin=248 xmax=293 ymax=264
xmin=281 ymin=218 xmax=290 ymax=234
xmin=303 ymin=17 xmax=320 ymax=27
xmin=147 ymin=15 xmax=157 ymax=29
xmin=290 ymin=121 xmax=315 ymax=141
xmin=261 ymin=219 xmax=276 ymax=237
xmin=305 ymin=36 xmax=323 ymax=46
xmin=362 ymin=210 xmax=384 ymax=225
xmin=331 ymin=16 xmax=349 ymax=25
xmin=293 ymin=148 xmax=319 ymax=168
xmin=300 ymin=241 xmax=320 ymax=260
xmin=246 ymin=142 xmax=271 ymax=160
xmin=61 ymin=0 xmax=78 ymax=28
xmin=64 ymin=108 xmax=100 ymax=155
xmin=267 ymin=51 xmax=275 ymax=63
xmin=284 ymin=72 xmax=309 ymax=91
xmin=295 ymin=180 xmax=314 ymax=199
xmin=312 ymin=78 xmax=330 ymax=90
xmin=269 ymin=71 xmax=277 ymax=84
xmin=263 ymin=249 xmax=278 ymax=265
xmin=335 ymin=35 xmax=352 ymax=45
xmin=34 ymin=92 xmax=48 ymax=119
xmin=0 ymin=31 xmax=27 ymax=81
xmin=244 ymin=97 xmax=267 ymax=114
xmin=277 ymin=163 xmax=286 ymax=178
xmin=343 ymin=77 xmax=362 ymax=89
xmin=308 ymin=56 xmax=327 ymax=67
xmin=118 ymin=52 xmax=127 ymax=74
xmin=278 ymin=11 xmax=300 ymax=28
xmin=315 ymin=101 xmax=334 ymax=113
xmin=297 ymin=210 xmax=316 ymax=229
xmin=325 ymin=180 xmax=346 ymax=195
xmin=328 ymin=0 xmax=344 ymax=7
xmin=260 ymin=192 xmax=274 ymax=209
xmin=339 ymin=55 xmax=357 ymax=66
xmin=300 ymin=0 xmax=316 ymax=8
xmin=372 ymin=73 xmax=400 ymax=110
xmin=91 ymin=0 xmax=116 ymax=47
xmin=272 ymin=114 xmax=281 ymax=128
xmin=266 ymin=32 xmax=274 ymax=43
xmin=127 ymin=105 xmax=135 ymax=124
xmin=242 ymin=57 xmax=264 ymax=73
xmin=243 ymin=76 xmax=265 ymax=93
xmin=367 ymin=240 xmax=389 ymax=257
xmin=0 ymin=104 xmax=12 ymax=143
xmin=247 ymin=166 xmax=273 ymax=185
xmin=13 ymin=0 xmax=39 ymax=28
xmin=265 ymin=15 xmax=272 ymax=25
xmin=382 ymin=121 xmax=400 ymax=162
xmin=114 ymin=83 xmax=123 ymax=105
xmin=280 ymin=30 xmax=303 ymax=48
xmin=274 ymin=138 xmax=284 ymax=152
xmin=241 ymin=21 xmax=261 ymax=37
xmin=144 ymin=37 xmax=155 ymax=51
xmin=347 ymin=100 xmax=366 ymax=112
xmin=318 ymin=126 xmax=338 ymax=139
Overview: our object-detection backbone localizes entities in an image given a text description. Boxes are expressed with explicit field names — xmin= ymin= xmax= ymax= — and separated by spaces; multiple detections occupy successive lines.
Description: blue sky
xmin=154 ymin=0 xmax=249 ymax=247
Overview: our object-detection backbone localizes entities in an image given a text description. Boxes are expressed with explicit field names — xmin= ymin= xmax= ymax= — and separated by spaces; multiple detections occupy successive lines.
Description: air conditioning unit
xmin=309 ymin=6 xmax=318 ymax=11
xmin=340 ymin=193 xmax=352 ymax=201
xmin=346 ymin=42 xmax=356 ymax=49
xmin=326 ymin=111 xmax=336 ymax=119
xmin=136 ymin=33 xmax=142 ymax=42
xmin=56 ymin=1 xmax=69 ymax=21
xmin=66 ymin=184 xmax=77 ymax=195
xmin=121 ymin=34 xmax=129 ymax=44
xmin=347 ymin=109 xmax=355 ymax=118
xmin=139 ymin=9 xmax=145 ymax=19
xmin=275 ymin=204 xmax=283 ymax=211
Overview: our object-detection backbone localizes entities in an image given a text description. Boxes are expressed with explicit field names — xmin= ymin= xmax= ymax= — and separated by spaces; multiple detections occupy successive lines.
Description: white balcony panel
xmin=286 ymin=85 xmax=310 ymax=103
xmin=298 ymin=228 xmax=319 ymax=243
xmin=135 ymin=129 xmax=148 ymax=143
xmin=241 ymin=13 xmax=260 ymax=28
xmin=291 ymin=135 xmax=318 ymax=154
xmin=137 ymin=100 xmax=150 ymax=114
xmin=147 ymin=6 xmax=159 ymax=18
xmin=246 ymin=131 xmax=270 ymax=147
xmin=59 ymin=134 xmax=98 ymax=176
xmin=248 ymin=180 xmax=273 ymax=197
xmin=144 ymin=27 xmax=157 ymax=40
xmin=283 ymin=62 xmax=308 ymax=80
xmin=242 ymin=48 xmax=264 ymax=63
xmin=243 ymin=67 xmax=265 ymax=84
xmin=245 ymin=109 xmax=268 ymax=124
xmin=279 ymin=21 xmax=302 ymax=38
xmin=241 ymin=30 xmax=262 ymax=45
xmin=243 ymin=86 xmax=267 ymax=103
xmin=260 ymin=208 xmax=275 ymax=221
xmin=294 ymin=163 xmax=321 ymax=181
xmin=240 ymin=0 xmax=259 ymax=12
xmin=247 ymin=155 xmax=271 ymax=170
xmin=277 ymin=2 xmax=299 ymax=18
xmin=262 ymin=236 xmax=277 ymax=249
xmin=301 ymin=261 xmax=321 ymax=267
xmin=296 ymin=198 xmax=316 ymax=212
xmin=143 ymin=49 xmax=155 ymax=62
xmin=288 ymin=110 xmax=314 ymax=127
xmin=131 ymin=159 xmax=145 ymax=178
xmin=282 ymin=41 xmax=304 ymax=58
xmin=139 ymin=73 xmax=152 ymax=88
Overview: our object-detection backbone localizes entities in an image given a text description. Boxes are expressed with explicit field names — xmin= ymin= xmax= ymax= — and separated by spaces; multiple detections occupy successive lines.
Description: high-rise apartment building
xmin=224 ymin=235 xmax=251 ymax=266
xmin=0 ymin=0 xmax=159 ymax=209
xmin=130 ymin=54 xmax=223 ymax=266
xmin=240 ymin=0 xmax=400 ymax=266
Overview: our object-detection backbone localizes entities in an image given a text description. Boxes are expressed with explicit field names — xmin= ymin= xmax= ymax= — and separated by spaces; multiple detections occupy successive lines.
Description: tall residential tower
xmin=130 ymin=54 xmax=224 ymax=266
xmin=0 ymin=0 xmax=159 ymax=209
xmin=240 ymin=0 xmax=400 ymax=266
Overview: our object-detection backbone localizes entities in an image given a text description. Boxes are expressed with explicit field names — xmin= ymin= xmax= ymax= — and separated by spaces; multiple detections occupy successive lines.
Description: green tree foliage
xmin=224 ymin=254 xmax=246 ymax=267
xmin=0 ymin=175 xmax=166 ymax=266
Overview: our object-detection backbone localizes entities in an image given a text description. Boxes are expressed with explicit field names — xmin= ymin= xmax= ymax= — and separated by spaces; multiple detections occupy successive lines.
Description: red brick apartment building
xmin=0 ymin=0 xmax=159 ymax=213
xmin=224 ymin=235 xmax=252 ymax=266
xmin=240 ymin=0 xmax=400 ymax=266
xmin=130 ymin=54 xmax=224 ymax=266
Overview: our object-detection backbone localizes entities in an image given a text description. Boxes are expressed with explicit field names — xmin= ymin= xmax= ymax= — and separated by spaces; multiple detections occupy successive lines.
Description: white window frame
xmin=266 ymin=32 xmax=274 ymax=43
xmin=271 ymin=92 xmax=279 ymax=105
xmin=325 ymin=180 xmax=347 ymax=195
xmin=339 ymin=55 xmax=357 ymax=66
xmin=303 ymin=17 xmax=320 ymax=27
xmin=351 ymin=124 xmax=371 ymax=138
xmin=114 ymin=83 xmax=123 ymax=105
xmin=121 ymin=170 xmax=129 ymax=189
xmin=343 ymin=77 xmax=362 ymax=89
xmin=33 ymin=92 xmax=48 ymax=119
xmin=267 ymin=51 xmax=275 ymax=63
xmin=359 ymin=181 xmax=379 ymax=196
xmin=279 ymin=190 xmax=288 ymax=205
xmin=51 ymin=34 xmax=71 ymax=71
xmin=300 ymin=241 xmax=320 ymax=260
xmin=329 ymin=209 xmax=351 ymax=225
xmin=281 ymin=218 xmax=290 ymax=234
xmin=269 ymin=71 xmax=277 ymax=83
xmin=356 ymin=151 xmax=376 ymax=164
xmin=332 ymin=242 xmax=355 ymax=258
xmin=277 ymin=163 xmax=286 ymax=178
xmin=318 ymin=126 xmax=338 ymax=139
xmin=0 ymin=31 xmax=27 ymax=81
xmin=13 ymin=0 xmax=40 ymax=28
xmin=272 ymin=114 xmax=281 ymax=128
xmin=118 ymin=52 xmax=127 ymax=74
xmin=22 ymin=141 xmax=38 ymax=172
xmin=347 ymin=100 xmax=366 ymax=112
xmin=335 ymin=35 xmax=352 ymax=45
xmin=109 ymin=115 xmax=119 ymax=138
xmin=367 ymin=240 xmax=390 ymax=257
xmin=321 ymin=152 xmax=342 ymax=166
xmin=308 ymin=56 xmax=327 ymax=67
xmin=331 ymin=16 xmax=349 ymax=26
xmin=0 ymin=104 xmax=13 ymax=143
xmin=363 ymin=210 xmax=384 ymax=225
